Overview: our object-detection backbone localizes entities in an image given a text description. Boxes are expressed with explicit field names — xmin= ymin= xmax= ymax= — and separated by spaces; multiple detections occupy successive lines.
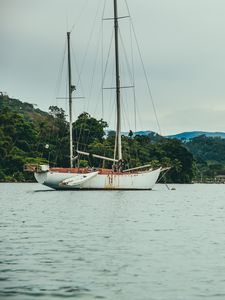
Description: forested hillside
xmin=0 ymin=95 xmax=70 ymax=181
xmin=0 ymin=94 xmax=212 ymax=184
xmin=166 ymin=131 xmax=225 ymax=140
xmin=185 ymin=135 xmax=225 ymax=181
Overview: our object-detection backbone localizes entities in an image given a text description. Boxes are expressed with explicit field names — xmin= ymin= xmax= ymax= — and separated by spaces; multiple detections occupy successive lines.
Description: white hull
xmin=34 ymin=168 xmax=161 ymax=190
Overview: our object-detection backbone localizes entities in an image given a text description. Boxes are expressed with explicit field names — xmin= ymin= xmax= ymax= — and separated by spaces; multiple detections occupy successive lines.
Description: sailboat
xmin=25 ymin=0 xmax=162 ymax=190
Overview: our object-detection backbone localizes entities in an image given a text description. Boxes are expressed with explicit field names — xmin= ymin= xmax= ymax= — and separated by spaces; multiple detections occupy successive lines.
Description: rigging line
xmin=70 ymin=0 xmax=103 ymax=152
xmin=136 ymin=102 xmax=144 ymax=132
xmin=48 ymin=72 xmax=69 ymax=166
xmin=70 ymin=45 xmax=87 ymax=155
xmin=124 ymin=0 xmax=162 ymax=136
xmin=104 ymin=52 xmax=115 ymax=126
xmin=117 ymin=39 xmax=133 ymax=132
xmin=77 ymin=19 xmax=105 ymax=154
xmin=157 ymin=168 xmax=171 ymax=189
xmin=69 ymin=4 xmax=102 ymax=154
xmin=93 ymin=78 xmax=105 ymax=118
xmin=91 ymin=27 xmax=114 ymax=141
xmin=101 ymin=0 xmax=107 ymax=119
xmin=121 ymin=98 xmax=130 ymax=135
xmin=118 ymin=29 xmax=136 ymax=132
xmin=101 ymin=28 xmax=114 ymax=92
xmin=71 ymin=45 xmax=86 ymax=103
xmin=65 ymin=70 xmax=69 ymax=114
xmin=118 ymin=29 xmax=133 ymax=84
xmin=54 ymin=38 xmax=67 ymax=106
xmin=70 ymin=0 xmax=90 ymax=33
xmin=76 ymin=20 xmax=105 ymax=152
xmin=75 ymin=101 xmax=87 ymax=152
xmin=45 ymin=37 xmax=67 ymax=165
xmin=94 ymin=53 xmax=115 ymax=124
xmin=129 ymin=19 xmax=137 ymax=132
xmin=101 ymin=0 xmax=107 ymax=21
xmin=101 ymin=24 xmax=104 ymax=119
xmin=76 ymin=0 xmax=103 ymax=88
xmin=49 ymin=88 xmax=68 ymax=167
xmin=125 ymin=100 xmax=132 ymax=132
xmin=86 ymin=25 xmax=102 ymax=112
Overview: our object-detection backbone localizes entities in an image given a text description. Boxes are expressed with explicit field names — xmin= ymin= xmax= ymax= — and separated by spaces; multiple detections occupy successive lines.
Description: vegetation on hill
xmin=166 ymin=131 xmax=225 ymax=140
xmin=0 ymin=96 xmax=70 ymax=181
xmin=4 ymin=94 xmax=224 ymax=184
xmin=185 ymin=135 xmax=225 ymax=181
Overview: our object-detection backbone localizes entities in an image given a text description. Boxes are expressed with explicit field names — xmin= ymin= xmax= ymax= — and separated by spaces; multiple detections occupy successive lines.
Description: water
xmin=0 ymin=183 xmax=225 ymax=300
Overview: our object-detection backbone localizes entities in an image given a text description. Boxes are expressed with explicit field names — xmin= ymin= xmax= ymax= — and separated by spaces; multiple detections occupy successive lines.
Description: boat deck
xmin=49 ymin=167 xmax=125 ymax=175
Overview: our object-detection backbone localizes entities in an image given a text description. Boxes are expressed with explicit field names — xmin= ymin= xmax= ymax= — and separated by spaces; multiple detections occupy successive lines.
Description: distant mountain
xmin=120 ymin=130 xmax=225 ymax=140
xmin=133 ymin=130 xmax=154 ymax=136
xmin=166 ymin=131 xmax=225 ymax=140
xmin=121 ymin=130 xmax=155 ymax=136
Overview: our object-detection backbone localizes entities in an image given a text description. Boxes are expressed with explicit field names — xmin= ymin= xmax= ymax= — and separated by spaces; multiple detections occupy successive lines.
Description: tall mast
xmin=67 ymin=32 xmax=73 ymax=168
xmin=113 ymin=0 xmax=122 ymax=160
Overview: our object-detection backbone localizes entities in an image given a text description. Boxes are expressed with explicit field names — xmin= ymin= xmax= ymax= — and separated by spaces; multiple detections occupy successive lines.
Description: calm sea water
xmin=0 ymin=183 xmax=225 ymax=300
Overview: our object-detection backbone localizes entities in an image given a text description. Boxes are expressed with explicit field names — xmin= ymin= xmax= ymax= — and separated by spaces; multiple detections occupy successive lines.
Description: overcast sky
xmin=1 ymin=0 xmax=225 ymax=135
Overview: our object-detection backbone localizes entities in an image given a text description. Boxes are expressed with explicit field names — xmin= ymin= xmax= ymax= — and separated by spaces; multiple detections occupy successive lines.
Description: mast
xmin=67 ymin=32 xmax=73 ymax=168
xmin=113 ymin=0 xmax=122 ymax=161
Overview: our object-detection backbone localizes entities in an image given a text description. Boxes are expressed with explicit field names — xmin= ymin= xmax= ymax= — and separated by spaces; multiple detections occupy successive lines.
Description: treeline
xmin=0 ymin=95 xmax=208 ymax=183
xmin=185 ymin=135 xmax=225 ymax=181
xmin=0 ymin=96 xmax=71 ymax=182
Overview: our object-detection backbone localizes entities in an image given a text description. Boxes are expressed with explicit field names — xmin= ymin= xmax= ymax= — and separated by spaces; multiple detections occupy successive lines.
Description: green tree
xmin=73 ymin=112 xmax=108 ymax=151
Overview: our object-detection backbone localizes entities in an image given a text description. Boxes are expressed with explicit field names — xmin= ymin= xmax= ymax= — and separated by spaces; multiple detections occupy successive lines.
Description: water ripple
xmin=1 ymin=183 xmax=225 ymax=299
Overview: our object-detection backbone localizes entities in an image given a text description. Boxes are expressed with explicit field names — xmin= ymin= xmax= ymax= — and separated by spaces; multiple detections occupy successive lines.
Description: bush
xmin=0 ymin=169 xmax=6 ymax=181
